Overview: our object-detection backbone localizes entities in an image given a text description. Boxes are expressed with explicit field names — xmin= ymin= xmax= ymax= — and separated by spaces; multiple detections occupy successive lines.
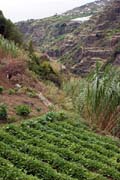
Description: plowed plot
xmin=0 ymin=115 xmax=120 ymax=180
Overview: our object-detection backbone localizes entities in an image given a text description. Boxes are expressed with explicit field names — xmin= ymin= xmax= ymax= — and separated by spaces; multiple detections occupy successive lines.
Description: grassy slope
xmin=0 ymin=36 xmax=51 ymax=122
xmin=0 ymin=113 xmax=120 ymax=180
xmin=0 ymin=35 xmax=71 ymax=123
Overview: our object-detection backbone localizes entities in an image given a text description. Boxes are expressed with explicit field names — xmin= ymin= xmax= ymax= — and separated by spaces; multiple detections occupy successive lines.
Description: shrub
xmin=0 ymin=86 xmax=4 ymax=94
xmin=7 ymin=116 xmax=17 ymax=123
xmin=15 ymin=105 xmax=31 ymax=117
xmin=45 ymin=111 xmax=67 ymax=122
xmin=0 ymin=104 xmax=7 ymax=120
xmin=27 ymin=91 xmax=37 ymax=98
xmin=36 ymin=107 xmax=42 ymax=112
xmin=8 ymin=88 xmax=16 ymax=95
xmin=0 ymin=11 xmax=23 ymax=45
xmin=0 ymin=35 xmax=26 ymax=60
xmin=62 ymin=77 xmax=87 ymax=114
xmin=48 ymin=105 xmax=56 ymax=111
xmin=29 ymin=54 xmax=61 ymax=86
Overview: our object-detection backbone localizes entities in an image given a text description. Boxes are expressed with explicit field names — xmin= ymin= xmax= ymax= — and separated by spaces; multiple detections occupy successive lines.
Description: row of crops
xmin=0 ymin=112 xmax=120 ymax=180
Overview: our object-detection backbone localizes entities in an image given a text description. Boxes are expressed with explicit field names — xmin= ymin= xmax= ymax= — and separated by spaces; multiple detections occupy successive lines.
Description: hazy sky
xmin=0 ymin=0 xmax=95 ymax=22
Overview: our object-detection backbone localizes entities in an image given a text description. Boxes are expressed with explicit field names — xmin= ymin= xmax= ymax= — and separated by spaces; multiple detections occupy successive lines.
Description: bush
xmin=62 ymin=78 xmax=87 ymax=114
xmin=7 ymin=116 xmax=17 ymax=123
xmin=45 ymin=111 xmax=67 ymax=122
xmin=8 ymin=88 xmax=16 ymax=95
xmin=0 ymin=104 xmax=7 ymax=120
xmin=0 ymin=11 xmax=23 ymax=45
xmin=15 ymin=105 xmax=31 ymax=117
xmin=29 ymin=54 xmax=61 ymax=86
xmin=36 ymin=107 xmax=42 ymax=112
xmin=27 ymin=91 xmax=37 ymax=98
xmin=0 ymin=86 xmax=4 ymax=94
xmin=0 ymin=36 xmax=25 ymax=59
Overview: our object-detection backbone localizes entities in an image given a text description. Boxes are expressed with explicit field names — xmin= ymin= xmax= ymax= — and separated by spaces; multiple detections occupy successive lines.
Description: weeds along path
xmin=0 ymin=113 xmax=120 ymax=180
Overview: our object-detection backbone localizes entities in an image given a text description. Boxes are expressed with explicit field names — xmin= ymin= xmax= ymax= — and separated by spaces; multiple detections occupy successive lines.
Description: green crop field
xmin=0 ymin=112 xmax=120 ymax=180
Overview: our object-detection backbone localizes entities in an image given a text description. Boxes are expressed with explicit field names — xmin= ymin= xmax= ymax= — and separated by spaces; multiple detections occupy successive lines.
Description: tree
xmin=28 ymin=40 xmax=34 ymax=55
xmin=0 ymin=10 xmax=23 ymax=45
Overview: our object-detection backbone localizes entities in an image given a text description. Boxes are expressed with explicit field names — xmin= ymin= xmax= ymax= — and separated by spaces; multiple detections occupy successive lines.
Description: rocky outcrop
xmin=16 ymin=0 xmax=109 ymax=47
xmin=84 ymin=48 xmax=112 ymax=59
xmin=37 ymin=92 xmax=52 ymax=107
xmin=65 ymin=0 xmax=120 ymax=75
xmin=70 ymin=47 xmax=112 ymax=76
xmin=95 ymin=0 xmax=120 ymax=30
xmin=83 ymin=32 xmax=105 ymax=45
xmin=71 ymin=56 xmax=107 ymax=76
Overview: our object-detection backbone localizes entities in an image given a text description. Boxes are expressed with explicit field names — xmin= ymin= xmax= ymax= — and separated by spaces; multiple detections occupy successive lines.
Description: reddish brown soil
xmin=0 ymin=60 xmax=50 ymax=124
xmin=0 ymin=93 xmax=48 ymax=118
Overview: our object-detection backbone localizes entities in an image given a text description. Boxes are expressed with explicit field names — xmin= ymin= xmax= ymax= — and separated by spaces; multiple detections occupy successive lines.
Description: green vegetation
xmin=15 ymin=105 xmax=31 ymax=117
xmin=0 ymin=10 xmax=22 ymax=44
xmin=0 ymin=157 xmax=39 ymax=180
xmin=0 ymin=5 xmax=120 ymax=180
xmin=0 ymin=112 xmax=119 ymax=180
xmin=106 ymin=28 xmax=120 ymax=38
xmin=63 ymin=65 xmax=120 ymax=137
xmin=29 ymin=54 xmax=61 ymax=86
xmin=85 ymin=65 xmax=120 ymax=135
xmin=7 ymin=116 xmax=17 ymax=123
xmin=8 ymin=88 xmax=16 ymax=95
xmin=0 ymin=104 xmax=7 ymax=120
xmin=63 ymin=77 xmax=86 ymax=114
xmin=0 ymin=35 xmax=25 ymax=58
xmin=0 ymin=86 xmax=4 ymax=94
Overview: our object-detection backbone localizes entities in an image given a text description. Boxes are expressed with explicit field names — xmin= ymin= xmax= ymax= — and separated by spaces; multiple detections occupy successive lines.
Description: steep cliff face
xmin=61 ymin=0 xmax=120 ymax=76
xmin=16 ymin=0 xmax=109 ymax=46
xmin=16 ymin=0 xmax=120 ymax=76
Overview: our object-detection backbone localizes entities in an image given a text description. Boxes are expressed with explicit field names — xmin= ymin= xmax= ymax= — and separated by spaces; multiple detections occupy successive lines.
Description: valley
xmin=0 ymin=0 xmax=120 ymax=179
xmin=17 ymin=0 xmax=120 ymax=76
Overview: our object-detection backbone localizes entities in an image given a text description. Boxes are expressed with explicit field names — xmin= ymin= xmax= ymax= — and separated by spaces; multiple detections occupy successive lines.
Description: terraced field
xmin=0 ymin=112 xmax=120 ymax=180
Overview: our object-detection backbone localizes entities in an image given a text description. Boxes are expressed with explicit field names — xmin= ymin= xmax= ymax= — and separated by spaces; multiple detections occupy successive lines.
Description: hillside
xmin=0 ymin=34 xmax=64 ymax=122
xmin=0 ymin=112 xmax=120 ymax=180
xmin=63 ymin=0 xmax=110 ymax=17
xmin=0 ymin=3 xmax=120 ymax=179
xmin=16 ymin=0 xmax=110 ymax=47
xmin=69 ymin=0 xmax=120 ymax=75
xmin=16 ymin=0 xmax=120 ymax=76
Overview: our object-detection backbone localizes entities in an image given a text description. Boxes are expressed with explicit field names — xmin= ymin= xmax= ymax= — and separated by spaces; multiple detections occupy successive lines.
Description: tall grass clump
xmin=62 ymin=77 xmax=87 ymax=115
xmin=0 ymin=35 xmax=26 ymax=59
xmin=86 ymin=64 xmax=120 ymax=136
xmin=63 ymin=65 xmax=120 ymax=137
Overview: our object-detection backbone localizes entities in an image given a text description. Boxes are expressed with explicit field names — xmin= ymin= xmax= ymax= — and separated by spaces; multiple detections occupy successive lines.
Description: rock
xmin=37 ymin=92 xmax=52 ymax=107
xmin=15 ymin=84 xmax=22 ymax=89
